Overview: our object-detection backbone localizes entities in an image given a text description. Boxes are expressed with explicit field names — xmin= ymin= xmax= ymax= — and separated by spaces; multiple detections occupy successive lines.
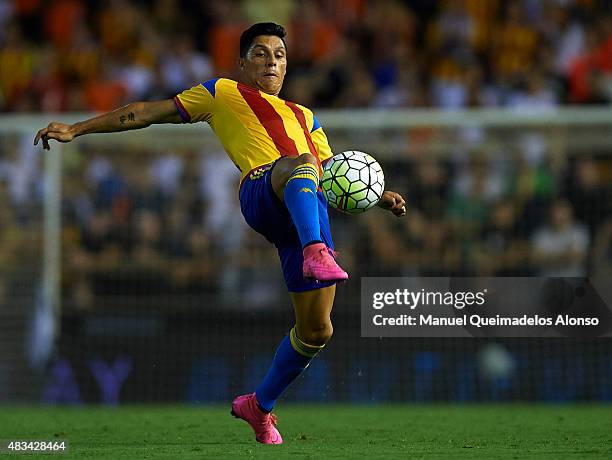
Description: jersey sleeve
xmin=174 ymin=79 xmax=218 ymax=123
xmin=310 ymin=115 xmax=333 ymax=163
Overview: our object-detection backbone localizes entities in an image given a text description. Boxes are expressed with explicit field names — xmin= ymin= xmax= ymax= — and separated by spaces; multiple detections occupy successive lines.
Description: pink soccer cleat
xmin=303 ymin=242 xmax=349 ymax=283
xmin=231 ymin=393 xmax=283 ymax=445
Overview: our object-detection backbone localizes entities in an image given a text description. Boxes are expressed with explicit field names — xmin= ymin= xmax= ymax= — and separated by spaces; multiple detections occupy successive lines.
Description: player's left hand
xmin=378 ymin=190 xmax=406 ymax=217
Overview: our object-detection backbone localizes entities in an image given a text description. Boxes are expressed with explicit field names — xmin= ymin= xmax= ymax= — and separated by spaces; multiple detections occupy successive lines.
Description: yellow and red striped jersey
xmin=174 ymin=78 xmax=333 ymax=182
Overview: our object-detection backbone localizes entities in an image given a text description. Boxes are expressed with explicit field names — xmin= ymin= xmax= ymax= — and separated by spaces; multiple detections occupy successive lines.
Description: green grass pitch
xmin=1 ymin=405 xmax=610 ymax=459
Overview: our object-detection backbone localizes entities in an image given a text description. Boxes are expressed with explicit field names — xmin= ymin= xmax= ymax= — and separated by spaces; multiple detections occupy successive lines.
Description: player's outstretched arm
xmin=377 ymin=190 xmax=406 ymax=217
xmin=34 ymin=99 xmax=182 ymax=150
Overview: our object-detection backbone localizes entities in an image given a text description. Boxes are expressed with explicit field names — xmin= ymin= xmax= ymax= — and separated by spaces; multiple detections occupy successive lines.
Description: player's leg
xmin=271 ymin=154 xmax=347 ymax=282
xmin=233 ymin=161 xmax=339 ymax=444
xmin=254 ymin=285 xmax=335 ymax=412
xmin=271 ymin=153 xmax=322 ymax=246
xmin=250 ymin=197 xmax=338 ymax=415
xmin=231 ymin=285 xmax=335 ymax=445
xmin=291 ymin=284 xmax=335 ymax=346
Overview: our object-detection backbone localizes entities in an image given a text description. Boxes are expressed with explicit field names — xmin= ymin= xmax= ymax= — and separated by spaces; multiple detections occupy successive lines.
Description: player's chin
xmin=258 ymin=79 xmax=281 ymax=94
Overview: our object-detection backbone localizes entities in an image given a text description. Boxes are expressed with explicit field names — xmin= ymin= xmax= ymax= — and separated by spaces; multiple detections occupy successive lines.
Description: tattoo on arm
xmin=119 ymin=112 xmax=136 ymax=125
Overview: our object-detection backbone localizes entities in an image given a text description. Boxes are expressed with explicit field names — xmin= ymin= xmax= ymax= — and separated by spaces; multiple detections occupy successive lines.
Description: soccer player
xmin=34 ymin=23 xmax=406 ymax=444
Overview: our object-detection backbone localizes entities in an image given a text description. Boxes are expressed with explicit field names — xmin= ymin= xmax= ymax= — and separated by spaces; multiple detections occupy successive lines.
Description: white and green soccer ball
xmin=321 ymin=151 xmax=385 ymax=214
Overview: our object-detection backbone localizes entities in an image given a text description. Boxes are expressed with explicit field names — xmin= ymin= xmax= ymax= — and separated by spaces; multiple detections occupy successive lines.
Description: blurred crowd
xmin=362 ymin=151 xmax=611 ymax=280
xmin=0 ymin=0 xmax=611 ymax=311
xmin=1 ymin=0 xmax=612 ymax=112
xmin=58 ymin=142 xmax=610 ymax=311
xmin=2 ymin=133 xmax=610 ymax=311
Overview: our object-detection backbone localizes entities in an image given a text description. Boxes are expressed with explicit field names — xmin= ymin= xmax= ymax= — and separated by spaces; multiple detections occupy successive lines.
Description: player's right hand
xmin=34 ymin=122 xmax=75 ymax=150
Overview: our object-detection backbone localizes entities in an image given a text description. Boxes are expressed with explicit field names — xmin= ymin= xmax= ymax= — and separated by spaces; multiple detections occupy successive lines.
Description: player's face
xmin=240 ymin=35 xmax=287 ymax=96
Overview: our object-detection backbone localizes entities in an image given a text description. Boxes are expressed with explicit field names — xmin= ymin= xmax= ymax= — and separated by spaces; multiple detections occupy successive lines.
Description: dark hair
xmin=239 ymin=22 xmax=287 ymax=58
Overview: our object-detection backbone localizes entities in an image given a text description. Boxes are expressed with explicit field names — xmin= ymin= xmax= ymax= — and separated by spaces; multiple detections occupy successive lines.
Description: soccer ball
xmin=321 ymin=151 xmax=385 ymax=214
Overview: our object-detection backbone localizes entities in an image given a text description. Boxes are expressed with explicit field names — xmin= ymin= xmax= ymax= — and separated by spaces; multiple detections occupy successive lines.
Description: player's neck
xmin=237 ymin=77 xmax=281 ymax=98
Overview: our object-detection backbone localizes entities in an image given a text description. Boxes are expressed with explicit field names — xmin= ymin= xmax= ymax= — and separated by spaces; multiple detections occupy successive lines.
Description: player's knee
xmin=301 ymin=321 xmax=333 ymax=346
xmin=271 ymin=153 xmax=319 ymax=197
xmin=295 ymin=152 xmax=318 ymax=168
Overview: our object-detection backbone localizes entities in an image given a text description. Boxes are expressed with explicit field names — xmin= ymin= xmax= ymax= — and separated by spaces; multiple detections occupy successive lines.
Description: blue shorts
xmin=239 ymin=163 xmax=335 ymax=292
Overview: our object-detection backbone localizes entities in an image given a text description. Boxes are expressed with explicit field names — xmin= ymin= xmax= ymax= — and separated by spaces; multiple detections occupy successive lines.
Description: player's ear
xmin=238 ymin=58 xmax=246 ymax=71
